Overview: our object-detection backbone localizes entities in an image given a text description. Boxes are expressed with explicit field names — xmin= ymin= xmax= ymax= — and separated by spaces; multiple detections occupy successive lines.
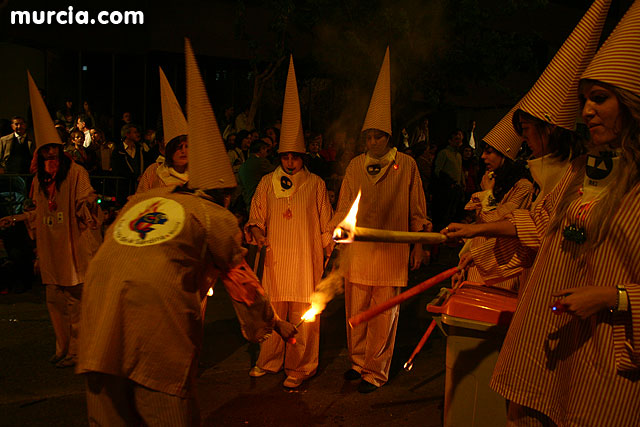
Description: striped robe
xmin=471 ymin=159 xmax=577 ymax=285
xmin=330 ymin=152 xmax=429 ymax=287
xmin=245 ymin=168 xmax=333 ymax=302
xmin=136 ymin=162 xmax=188 ymax=194
xmin=490 ymin=159 xmax=640 ymax=426
xmin=26 ymin=161 xmax=103 ymax=286
xmin=465 ymin=178 xmax=533 ymax=291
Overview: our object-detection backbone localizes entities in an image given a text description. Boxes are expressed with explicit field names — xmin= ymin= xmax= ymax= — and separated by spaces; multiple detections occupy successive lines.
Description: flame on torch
xmin=207 ymin=287 xmax=214 ymax=296
xmin=333 ymin=190 xmax=361 ymax=243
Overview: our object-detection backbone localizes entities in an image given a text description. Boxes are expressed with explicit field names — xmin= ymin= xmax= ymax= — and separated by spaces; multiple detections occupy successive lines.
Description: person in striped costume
xmin=245 ymin=56 xmax=333 ymax=389
xmin=330 ymin=47 xmax=431 ymax=394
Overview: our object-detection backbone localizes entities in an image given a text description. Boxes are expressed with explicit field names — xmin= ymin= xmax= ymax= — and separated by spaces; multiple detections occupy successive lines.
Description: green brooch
xmin=563 ymin=225 xmax=586 ymax=244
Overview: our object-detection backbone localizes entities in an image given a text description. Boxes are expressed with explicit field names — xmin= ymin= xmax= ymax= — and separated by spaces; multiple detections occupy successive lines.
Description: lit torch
xmin=333 ymin=190 xmax=447 ymax=245
xmin=287 ymin=304 xmax=322 ymax=344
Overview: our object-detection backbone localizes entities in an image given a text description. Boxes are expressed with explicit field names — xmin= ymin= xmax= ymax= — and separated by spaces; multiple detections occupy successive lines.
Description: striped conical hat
xmin=27 ymin=71 xmax=63 ymax=150
xmin=159 ymin=67 xmax=188 ymax=143
xmin=278 ymin=55 xmax=306 ymax=154
xmin=185 ymin=38 xmax=236 ymax=189
xmin=582 ymin=0 xmax=640 ymax=97
xmin=361 ymin=46 xmax=392 ymax=135
xmin=516 ymin=0 xmax=611 ymax=130
xmin=484 ymin=105 xmax=522 ymax=161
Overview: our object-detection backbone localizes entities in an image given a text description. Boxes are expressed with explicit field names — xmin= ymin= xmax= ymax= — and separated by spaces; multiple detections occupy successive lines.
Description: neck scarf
xmin=527 ymin=153 xmax=570 ymax=208
xmin=364 ymin=147 xmax=397 ymax=184
xmin=271 ymin=165 xmax=308 ymax=199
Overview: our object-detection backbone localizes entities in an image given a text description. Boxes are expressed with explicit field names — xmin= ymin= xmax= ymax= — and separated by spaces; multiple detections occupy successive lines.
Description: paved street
xmin=0 ymin=248 xmax=459 ymax=426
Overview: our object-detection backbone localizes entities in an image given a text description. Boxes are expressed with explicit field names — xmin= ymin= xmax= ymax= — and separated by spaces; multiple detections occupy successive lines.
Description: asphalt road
xmin=0 ymin=247 xmax=460 ymax=427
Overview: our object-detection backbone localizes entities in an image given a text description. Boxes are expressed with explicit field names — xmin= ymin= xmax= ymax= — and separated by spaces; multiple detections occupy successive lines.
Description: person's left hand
xmin=551 ymin=286 xmax=617 ymax=320
xmin=480 ymin=171 xmax=495 ymax=191
xmin=410 ymin=245 xmax=426 ymax=270
xmin=274 ymin=319 xmax=298 ymax=341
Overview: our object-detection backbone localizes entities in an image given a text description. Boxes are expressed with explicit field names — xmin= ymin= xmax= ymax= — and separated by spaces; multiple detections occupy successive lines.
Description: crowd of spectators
xmin=0 ymin=97 xmax=491 ymax=294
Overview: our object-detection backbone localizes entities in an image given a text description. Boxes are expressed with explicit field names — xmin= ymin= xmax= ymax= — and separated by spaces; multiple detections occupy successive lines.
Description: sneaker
xmin=343 ymin=368 xmax=361 ymax=381
xmin=249 ymin=366 xmax=267 ymax=377
xmin=283 ymin=376 xmax=304 ymax=389
xmin=55 ymin=356 xmax=76 ymax=368
xmin=357 ymin=380 xmax=378 ymax=394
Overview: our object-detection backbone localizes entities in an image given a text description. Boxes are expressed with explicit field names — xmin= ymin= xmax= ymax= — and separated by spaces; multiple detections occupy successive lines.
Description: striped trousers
xmin=345 ymin=281 xmax=401 ymax=387
xmin=85 ymin=373 xmax=199 ymax=426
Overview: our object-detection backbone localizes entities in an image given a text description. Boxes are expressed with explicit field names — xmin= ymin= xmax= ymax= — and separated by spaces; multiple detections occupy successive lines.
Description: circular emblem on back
xmin=280 ymin=176 xmax=293 ymax=190
xmin=113 ymin=197 xmax=185 ymax=246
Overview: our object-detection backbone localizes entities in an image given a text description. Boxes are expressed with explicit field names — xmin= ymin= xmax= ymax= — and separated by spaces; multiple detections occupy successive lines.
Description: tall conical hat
xmin=582 ymin=0 xmax=640 ymax=97
xmin=185 ymin=38 xmax=236 ymax=189
xmin=484 ymin=105 xmax=523 ymax=161
xmin=159 ymin=67 xmax=188 ymax=143
xmin=361 ymin=46 xmax=392 ymax=135
xmin=515 ymin=0 xmax=611 ymax=130
xmin=27 ymin=71 xmax=63 ymax=150
xmin=278 ymin=55 xmax=306 ymax=154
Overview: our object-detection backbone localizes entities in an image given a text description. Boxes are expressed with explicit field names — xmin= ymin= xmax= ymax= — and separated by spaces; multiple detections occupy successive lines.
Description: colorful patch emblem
xmin=113 ymin=197 xmax=185 ymax=247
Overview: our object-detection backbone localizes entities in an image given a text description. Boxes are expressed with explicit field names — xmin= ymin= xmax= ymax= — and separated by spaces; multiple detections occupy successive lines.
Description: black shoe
xmin=357 ymin=380 xmax=378 ymax=394
xmin=343 ymin=369 xmax=361 ymax=381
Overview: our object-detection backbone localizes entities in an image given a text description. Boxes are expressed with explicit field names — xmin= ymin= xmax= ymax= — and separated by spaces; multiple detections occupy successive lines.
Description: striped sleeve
xmin=477 ymin=180 xmax=533 ymax=224
xmin=409 ymin=158 xmax=430 ymax=231
xmin=316 ymin=179 xmax=334 ymax=248
xmin=244 ymin=174 xmax=270 ymax=245
xmin=136 ymin=163 xmax=157 ymax=194
xmin=471 ymin=236 xmax=535 ymax=284
xmin=73 ymin=164 xmax=102 ymax=229
xmin=614 ymin=284 xmax=640 ymax=372
xmin=329 ymin=162 xmax=356 ymax=230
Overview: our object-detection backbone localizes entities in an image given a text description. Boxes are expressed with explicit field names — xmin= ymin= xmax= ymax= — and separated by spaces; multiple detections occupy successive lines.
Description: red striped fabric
xmin=361 ymin=47 xmax=392 ymax=135
xmin=330 ymin=152 xmax=429 ymax=287
xmin=278 ymin=56 xmax=306 ymax=154
xmin=466 ymin=179 xmax=534 ymax=290
xmin=582 ymin=0 xmax=640 ymax=97
xmin=483 ymin=105 xmax=523 ymax=161
xmin=517 ymin=0 xmax=611 ymax=130
xmin=245 ymin=169 xmax=333 ymax=302
xmin=490 ymin=167 xmax=640 ymax=425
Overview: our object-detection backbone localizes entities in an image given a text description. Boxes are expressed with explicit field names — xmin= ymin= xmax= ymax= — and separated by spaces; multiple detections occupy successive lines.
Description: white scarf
xmin=156 ymin=163 xmax=189 ymax=186
xmin=528 ymin=154 xmax=570 ymax=208
xmin=364 ymin=147 xmax=397 ymax=184
xmin=271 ymin=165 xmax=309 ymax=199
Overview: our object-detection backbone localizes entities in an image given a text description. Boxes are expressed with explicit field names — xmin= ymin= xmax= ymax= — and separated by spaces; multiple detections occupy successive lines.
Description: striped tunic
xmin=245 ymin=168 xmax=333 ymax=302
xmin=26 ymin=162 xmax=103 ymax=286
xmin=472 ymin=159 xmax=577 ymax=285
xmin=330 ymin=152 xmax=429 ymax=287
xmin=78 ymin=186 xmax=245 ymax=398
xmin=465 ymin=178 xmax=533 ymax=290
xmin=490 ymin=162 xmax=640 ymax=425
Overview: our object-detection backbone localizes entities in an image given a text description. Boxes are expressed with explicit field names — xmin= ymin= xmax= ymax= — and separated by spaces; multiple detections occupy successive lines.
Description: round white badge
xmin=113 ymin=197 xmax=185 ymax=246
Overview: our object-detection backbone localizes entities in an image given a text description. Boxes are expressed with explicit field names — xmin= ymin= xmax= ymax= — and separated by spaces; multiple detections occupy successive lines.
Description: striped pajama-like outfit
xmin=490 ymin=158 xmax=640 ymax=425
xmin=331 ymin=152 xmax=429 ymax=387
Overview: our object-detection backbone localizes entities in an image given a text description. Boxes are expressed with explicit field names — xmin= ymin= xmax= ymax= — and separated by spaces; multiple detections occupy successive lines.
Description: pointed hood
xmin=361 ymin=46 xmax=392 ymax=135
xmin=159 ymin=67 xmax=188 ymax=144
xmin=582 ymin=0 xmax=640 ymax=97
xmin=484 ymin=105 xmax=523 ymax=160
xmin=185 ymin=38 xmax=236 ymax=189
xmin=278 ymin=55 xmax=306 ymax=154
xmin=28 ymin=71 xmax=63 ymax=150
xmin=515 ymin=0 xmax=611 ymax=130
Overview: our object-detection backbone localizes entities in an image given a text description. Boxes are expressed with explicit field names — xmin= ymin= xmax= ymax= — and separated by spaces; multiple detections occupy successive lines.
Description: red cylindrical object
xmin=348 ymin=267 xmax=459 ymax=327
xmin=404 ymin=318 xmax=437 ymax=371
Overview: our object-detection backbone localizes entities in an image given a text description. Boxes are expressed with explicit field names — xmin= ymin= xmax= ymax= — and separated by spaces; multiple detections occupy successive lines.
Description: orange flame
xmin=207 ymin=287 xmax=214 ymax=296
xmin=333 ymin=190 xmax=361 ymax=243
xmin=300 ymin=303 xmax=323 ymax=323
